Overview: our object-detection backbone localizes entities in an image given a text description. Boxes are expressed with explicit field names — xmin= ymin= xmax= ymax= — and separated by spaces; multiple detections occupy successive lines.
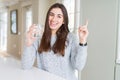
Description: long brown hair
xmin=38 ymin=3 xmax=69 ymax=56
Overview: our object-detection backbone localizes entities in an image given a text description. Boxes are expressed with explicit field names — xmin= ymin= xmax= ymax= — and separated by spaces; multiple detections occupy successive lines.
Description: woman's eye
xmin=58 ymin=15 xmax=62 ymax=18
xmin=49 ymin=13 xmax=54 ymax=16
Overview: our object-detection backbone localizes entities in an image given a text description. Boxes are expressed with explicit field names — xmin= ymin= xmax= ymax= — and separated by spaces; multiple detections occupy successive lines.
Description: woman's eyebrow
xmin=49 ymin=11 xmax=63 ymax=16
xmin=49 ymin=12 xmax=54 ymax=14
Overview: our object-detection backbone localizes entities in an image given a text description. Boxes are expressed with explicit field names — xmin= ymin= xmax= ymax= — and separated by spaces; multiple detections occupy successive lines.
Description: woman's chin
xmin=50 ymin=26 xmax=57 ymax=30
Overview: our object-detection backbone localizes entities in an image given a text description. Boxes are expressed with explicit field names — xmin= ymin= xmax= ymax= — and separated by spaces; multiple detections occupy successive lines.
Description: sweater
xmin=21 ymin=32 xmax=88 ymax=80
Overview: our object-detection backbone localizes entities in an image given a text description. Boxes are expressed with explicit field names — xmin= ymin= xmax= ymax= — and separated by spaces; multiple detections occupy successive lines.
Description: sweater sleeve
xmin=70 ymin=33 xmax=88 ymax=71
xmin=21 ymin=39 xmax=39 ymax=69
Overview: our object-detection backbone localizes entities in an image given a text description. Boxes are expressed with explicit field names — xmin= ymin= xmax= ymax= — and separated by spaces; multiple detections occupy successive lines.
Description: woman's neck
xmin=51 ymin=30 xmax=57 ymax=36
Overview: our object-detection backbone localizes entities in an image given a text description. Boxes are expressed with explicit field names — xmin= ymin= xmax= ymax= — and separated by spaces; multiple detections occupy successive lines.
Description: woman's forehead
xmin=50 ymin=8 xmax=63 ymax=15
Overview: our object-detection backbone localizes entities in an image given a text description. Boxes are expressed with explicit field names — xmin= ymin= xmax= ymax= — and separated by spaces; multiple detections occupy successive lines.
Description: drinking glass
xmin=33 ymin=24 xmax=43 ymax=38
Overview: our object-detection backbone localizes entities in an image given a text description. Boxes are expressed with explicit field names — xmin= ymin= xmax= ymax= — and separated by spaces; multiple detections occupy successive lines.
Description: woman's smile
xmin=49 ymin=8 xmax=64 ymax=33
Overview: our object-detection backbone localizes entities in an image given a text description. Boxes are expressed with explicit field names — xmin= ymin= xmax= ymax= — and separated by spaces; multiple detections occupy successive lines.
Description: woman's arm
xmin=70 ymin=20 xmax=89 ymax=71
xmin=70 ymin=33 xmax=88 ymax=71
xmin=21 ymin=24 xmax=42 ymax=69
xmin=21 ymin=39 xmax=39 ymax=69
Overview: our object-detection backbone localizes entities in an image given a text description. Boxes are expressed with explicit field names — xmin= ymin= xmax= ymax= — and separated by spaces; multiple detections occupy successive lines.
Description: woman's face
xmin=48 ymin=8 xmax=64 ymax=33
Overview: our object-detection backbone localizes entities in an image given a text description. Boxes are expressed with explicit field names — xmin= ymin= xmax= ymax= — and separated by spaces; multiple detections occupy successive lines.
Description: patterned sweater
xmin=21 ymin=32 xmax=88 ymax=80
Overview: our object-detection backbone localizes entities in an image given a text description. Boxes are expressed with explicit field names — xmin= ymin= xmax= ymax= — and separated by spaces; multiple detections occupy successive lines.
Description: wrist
xmin=80 ymin=40 xmax=87 ymax=44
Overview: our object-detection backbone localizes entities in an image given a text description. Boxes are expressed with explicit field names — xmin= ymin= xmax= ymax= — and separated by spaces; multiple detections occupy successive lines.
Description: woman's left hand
xmin=78 ymin=20 xmax=89 ymax=44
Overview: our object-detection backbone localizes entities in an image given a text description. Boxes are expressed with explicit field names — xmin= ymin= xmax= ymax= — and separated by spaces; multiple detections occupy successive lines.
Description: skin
xmin=26 ymin=8 xmax=89 ymax=46
xmin=79 ymin=20 xmax=89 ymax=44
xmin=48 ymin=8 xmax=64 ymax=35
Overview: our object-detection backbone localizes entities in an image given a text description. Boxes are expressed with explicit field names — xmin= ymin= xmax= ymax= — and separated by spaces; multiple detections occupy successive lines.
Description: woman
xmin=22 ymin=3 xmax=89 ymax=80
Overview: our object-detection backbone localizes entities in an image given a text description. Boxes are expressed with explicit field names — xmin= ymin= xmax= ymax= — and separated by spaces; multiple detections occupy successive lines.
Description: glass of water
xmin=33 ymin=24 xmax=43 ymax=38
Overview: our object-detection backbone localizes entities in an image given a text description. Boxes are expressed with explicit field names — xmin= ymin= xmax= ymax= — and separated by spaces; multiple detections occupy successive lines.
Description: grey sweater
xmin=21 ymin=32 xmax=87 ymax=80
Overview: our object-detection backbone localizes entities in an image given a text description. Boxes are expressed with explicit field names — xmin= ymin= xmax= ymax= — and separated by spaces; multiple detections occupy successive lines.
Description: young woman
xmin=22 ymin=3 xmax=89 ymax=80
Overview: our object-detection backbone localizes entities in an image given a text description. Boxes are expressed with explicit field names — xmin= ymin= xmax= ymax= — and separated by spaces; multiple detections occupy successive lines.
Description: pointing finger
xmin=85 ymin=20 xmax=88 ymax=27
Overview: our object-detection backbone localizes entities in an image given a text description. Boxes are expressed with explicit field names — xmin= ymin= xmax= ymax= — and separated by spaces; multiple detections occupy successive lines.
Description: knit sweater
xmin=21 ymin=32 xmax=88 ymax=80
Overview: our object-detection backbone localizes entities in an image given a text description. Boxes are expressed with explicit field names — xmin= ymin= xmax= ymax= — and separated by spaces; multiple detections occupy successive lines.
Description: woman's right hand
xmin=25 ymin=24 xmax=38 ymax=46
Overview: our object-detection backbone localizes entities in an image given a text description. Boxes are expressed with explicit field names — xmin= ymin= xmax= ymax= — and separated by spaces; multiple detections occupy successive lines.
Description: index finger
xmin=85 ymin=20 xmax=88 ymax=27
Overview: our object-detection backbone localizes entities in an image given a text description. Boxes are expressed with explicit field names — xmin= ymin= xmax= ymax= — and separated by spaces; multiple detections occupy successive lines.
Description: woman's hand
xmin=78 ymin=20 xmax=89 ymax=44
xmin=25 ymin=24 xmax=38 ymax=46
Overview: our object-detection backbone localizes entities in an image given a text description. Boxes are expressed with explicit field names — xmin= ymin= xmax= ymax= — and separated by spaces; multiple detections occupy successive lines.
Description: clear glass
xmin=33 ymin=24 xmax=43 ymax=38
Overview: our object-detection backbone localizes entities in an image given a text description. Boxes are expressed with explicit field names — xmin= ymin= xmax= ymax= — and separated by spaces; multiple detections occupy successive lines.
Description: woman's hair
xmin=38 ymin=3 xmax=69 ymax=56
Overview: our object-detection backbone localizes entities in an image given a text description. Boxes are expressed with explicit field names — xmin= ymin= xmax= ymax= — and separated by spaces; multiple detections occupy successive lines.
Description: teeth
xmin=51 ymin=23 xmax=56 ymax=25
xmin=51 ymin=23 xmax=57 ymax=26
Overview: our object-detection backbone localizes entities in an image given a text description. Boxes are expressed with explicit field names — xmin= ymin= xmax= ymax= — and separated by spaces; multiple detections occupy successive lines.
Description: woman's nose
xmin=51 ymin=16 xmax=57 ymax=21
